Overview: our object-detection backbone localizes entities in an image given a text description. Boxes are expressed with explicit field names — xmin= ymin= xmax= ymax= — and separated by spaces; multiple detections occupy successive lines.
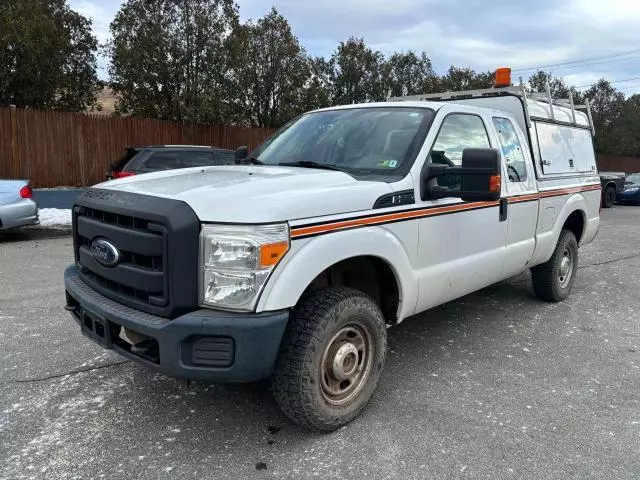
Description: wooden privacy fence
xmin=597 ymin=155 xmax=640 ymax=174
xmin=2 ymin=106 xmax=639 ymax=188
xmin=0 ymin=107 xmax=275 ymax=188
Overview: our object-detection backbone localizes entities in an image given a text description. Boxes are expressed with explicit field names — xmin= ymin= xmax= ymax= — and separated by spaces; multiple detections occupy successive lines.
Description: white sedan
xmin=0 ymin=180 xmax=38 ymax=230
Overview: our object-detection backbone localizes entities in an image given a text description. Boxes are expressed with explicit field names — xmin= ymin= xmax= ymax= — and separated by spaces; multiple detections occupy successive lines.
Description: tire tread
xmin=271 ymin=287 xmax=386 ymax=431
xmin=531 ymin=229 xmax=578 ymax=302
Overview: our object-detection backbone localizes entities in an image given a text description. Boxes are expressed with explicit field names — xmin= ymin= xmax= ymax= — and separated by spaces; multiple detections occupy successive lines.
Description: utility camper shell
xmin=389 ymin=81 xmax=597 ymax=179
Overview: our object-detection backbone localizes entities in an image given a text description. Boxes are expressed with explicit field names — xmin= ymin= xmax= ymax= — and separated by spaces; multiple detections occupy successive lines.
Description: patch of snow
xmin=38 ymin=208 xmax=72 ymax=228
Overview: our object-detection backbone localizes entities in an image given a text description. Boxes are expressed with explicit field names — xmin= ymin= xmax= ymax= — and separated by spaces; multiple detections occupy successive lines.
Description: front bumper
xmin=64 ymin=266 xmax=289 ymax=382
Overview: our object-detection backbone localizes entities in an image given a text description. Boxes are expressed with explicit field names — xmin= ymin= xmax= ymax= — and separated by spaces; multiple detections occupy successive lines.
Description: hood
xmin=96 ymin=165 xmax=393 ymax=223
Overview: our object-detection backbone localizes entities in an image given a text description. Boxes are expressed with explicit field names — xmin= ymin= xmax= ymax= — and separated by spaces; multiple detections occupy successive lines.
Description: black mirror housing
xmin=421 ymin=148 xmax=501 ymax=202
xmin=459 ymin=148 xmax=501 ymax=202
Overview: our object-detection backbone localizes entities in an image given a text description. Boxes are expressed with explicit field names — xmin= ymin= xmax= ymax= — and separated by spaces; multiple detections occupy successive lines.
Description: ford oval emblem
xmin=90 ymin=238 xmax=120 ymax=267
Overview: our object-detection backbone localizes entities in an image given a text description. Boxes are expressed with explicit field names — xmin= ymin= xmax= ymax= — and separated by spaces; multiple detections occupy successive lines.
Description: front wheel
xmin=531 ymin=229 xmax=578 ymax=302
xmin=271 ymin=287 xmax=387 ymax=431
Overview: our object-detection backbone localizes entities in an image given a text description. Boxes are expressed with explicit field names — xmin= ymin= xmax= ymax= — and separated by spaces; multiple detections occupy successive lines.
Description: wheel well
xmin=563 ymin=210 xmax=585 ymax=243
xmin=302 ymin=256 xmax=400 ymax=323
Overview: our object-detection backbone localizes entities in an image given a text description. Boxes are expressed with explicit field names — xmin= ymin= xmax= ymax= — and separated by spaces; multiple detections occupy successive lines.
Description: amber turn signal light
xmin=489 ymin=174 xmax=502 ymax=193
xmin=259 ymin=241 xmax=289 ymax=268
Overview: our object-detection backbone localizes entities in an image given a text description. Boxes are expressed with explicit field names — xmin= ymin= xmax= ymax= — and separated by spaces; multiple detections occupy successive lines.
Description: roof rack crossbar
xmin=388 ymin=85 xmax=523 ymax=102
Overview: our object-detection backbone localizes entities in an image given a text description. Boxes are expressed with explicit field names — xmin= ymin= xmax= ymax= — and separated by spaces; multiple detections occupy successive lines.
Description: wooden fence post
xmin=9 ymin=105 xmax=19 ymax=178
xmin=77 ymin=115 xmax=86 ymax=186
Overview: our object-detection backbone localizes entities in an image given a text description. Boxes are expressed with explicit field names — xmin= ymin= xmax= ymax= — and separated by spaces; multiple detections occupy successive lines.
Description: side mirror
xmin=235 ymin=146 xmax=248 ymax=163
xmin=421 ymin=148 xmax=501 ymax=202
xmin=459 ymin=148 xmax=501 ymax=202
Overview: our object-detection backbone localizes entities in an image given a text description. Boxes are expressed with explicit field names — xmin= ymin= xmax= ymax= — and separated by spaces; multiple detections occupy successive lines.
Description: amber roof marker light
xmin=494 ymin=67 xmax=512 ymax=88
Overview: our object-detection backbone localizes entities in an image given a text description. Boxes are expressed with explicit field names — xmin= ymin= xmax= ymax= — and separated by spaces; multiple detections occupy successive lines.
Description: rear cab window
xmin=492 ymin=117 xmax=527 ymax=182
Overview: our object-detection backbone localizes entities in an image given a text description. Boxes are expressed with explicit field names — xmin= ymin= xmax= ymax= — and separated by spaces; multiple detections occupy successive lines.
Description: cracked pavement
xmin=1 ymin=207 xmax=639 ymax=479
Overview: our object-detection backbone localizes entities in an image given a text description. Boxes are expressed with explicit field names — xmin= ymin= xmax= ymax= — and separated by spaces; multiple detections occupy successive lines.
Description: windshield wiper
xmin=240 ymin=155 xmax=264 ymax=165
xmin=278 ymin=160 xmax=348 ymax=172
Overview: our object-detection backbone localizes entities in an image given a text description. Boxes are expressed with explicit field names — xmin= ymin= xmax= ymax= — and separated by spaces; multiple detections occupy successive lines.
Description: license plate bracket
xmin=80 ymin=308 xmax=113 ymax=349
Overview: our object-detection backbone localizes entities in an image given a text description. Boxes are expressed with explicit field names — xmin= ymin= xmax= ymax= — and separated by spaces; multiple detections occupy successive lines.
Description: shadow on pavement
xmin=0 ymin=227 xmax=72 ymax=243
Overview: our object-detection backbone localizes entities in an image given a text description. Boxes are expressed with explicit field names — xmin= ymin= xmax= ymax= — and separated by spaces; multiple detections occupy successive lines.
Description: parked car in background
xmin=617 ymin=173 xmax=640 ymax=205
xmin=107 ymin=145 xmax=235 ymax=180
xmin=599 ymin=171 xmax=626 ymax=208
xmin=0 ymin=180 xmax=38 ymax=230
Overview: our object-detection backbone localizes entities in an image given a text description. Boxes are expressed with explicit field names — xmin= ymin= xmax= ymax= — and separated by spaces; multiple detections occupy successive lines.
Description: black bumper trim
xmin=64 ymin=266 xmax=289 ymax=382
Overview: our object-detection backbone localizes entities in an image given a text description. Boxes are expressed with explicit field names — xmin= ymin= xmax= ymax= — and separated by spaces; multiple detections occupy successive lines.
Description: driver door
xmin=415 ymin=112 xmax=508 ymax=312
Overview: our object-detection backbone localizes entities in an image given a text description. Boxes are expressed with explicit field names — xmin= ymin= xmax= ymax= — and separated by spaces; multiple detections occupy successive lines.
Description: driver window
xmin=492 ymin=117 xmax=527 ymax=182
xmin=431 ymin=113 xmax=490 ymax=190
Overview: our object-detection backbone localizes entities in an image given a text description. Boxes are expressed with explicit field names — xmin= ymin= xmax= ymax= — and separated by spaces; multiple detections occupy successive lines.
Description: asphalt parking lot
xmin=1 ymin=207 xmax=639 ymax=480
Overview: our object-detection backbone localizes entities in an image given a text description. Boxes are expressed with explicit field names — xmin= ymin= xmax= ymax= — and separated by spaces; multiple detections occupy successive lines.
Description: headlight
xmin=624 ymin=185 xmax=639 ymax=192
xmin=200 ymin=224 xmax=289 ymax=310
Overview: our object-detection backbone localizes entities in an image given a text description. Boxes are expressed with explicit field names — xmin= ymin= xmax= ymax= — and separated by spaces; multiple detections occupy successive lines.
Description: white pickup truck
xmin=64 ymin=72 xmax=601 ymax=431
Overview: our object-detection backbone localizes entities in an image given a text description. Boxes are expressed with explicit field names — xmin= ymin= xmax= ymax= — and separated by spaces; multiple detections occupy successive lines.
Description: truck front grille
xmin=72 ymin=189 xmax=201 ymax=318
xmin=75 ymin=206 xmax=168 ymax=309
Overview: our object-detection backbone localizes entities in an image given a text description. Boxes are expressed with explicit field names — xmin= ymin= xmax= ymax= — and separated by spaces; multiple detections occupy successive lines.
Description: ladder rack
xmin=388 ymin=84 xmax=525 ymax=102
xmin=388 ymin=78 xmax=595 ymax=135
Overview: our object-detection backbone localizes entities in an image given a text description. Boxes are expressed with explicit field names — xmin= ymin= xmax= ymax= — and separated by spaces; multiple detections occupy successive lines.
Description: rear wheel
xmin=531 ymin=229 xmax=578 ymax=302
xmin=602 ymin=185 xmax=616 ymax=208
xmin=271 ymin=287 xmax=387 ymax=431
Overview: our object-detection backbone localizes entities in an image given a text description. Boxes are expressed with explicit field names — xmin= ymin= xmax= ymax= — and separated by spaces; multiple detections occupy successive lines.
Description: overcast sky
xmin=70 ymin=0 xmax=640 ymax=95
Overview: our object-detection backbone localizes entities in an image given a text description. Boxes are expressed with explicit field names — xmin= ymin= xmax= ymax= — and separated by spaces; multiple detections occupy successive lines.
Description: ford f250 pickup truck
xmin=64 ymin=70 xmax=601 ymax=431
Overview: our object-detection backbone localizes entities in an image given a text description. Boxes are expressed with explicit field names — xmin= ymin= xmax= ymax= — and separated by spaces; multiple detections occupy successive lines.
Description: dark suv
xmin=107 ymin=145 xmax=235 ymax=180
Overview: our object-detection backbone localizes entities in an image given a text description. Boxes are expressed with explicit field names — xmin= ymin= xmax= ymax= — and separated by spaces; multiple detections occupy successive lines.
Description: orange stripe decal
xmin=292 ymin=201 xmax=498 ymax=238
xmin=291 ymin=184 xmax=601 ymax=239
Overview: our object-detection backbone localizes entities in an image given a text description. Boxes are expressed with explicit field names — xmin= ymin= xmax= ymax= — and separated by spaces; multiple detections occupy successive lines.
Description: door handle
xmin=499 ymin=198 xmax=508 ymax=222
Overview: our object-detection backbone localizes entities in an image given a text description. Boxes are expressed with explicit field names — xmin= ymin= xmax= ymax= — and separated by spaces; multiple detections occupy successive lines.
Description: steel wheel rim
xmin=558 ymin=247 xmax=574 ymax=288
xmin=320 ymin=320 xmax=374 ymax=406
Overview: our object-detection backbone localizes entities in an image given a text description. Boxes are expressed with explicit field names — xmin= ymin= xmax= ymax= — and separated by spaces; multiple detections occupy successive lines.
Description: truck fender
xmin=257 ymin=226 xmax=418 ymax=321
xmin=529 ymin=194 xmax=588 ymax=267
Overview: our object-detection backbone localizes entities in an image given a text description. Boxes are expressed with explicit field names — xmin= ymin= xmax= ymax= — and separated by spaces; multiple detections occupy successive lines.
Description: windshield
xmin=626 ymin=174 xmax=640 ymax=184
xmin=252 ymin=107 xmax=434 ymax=175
